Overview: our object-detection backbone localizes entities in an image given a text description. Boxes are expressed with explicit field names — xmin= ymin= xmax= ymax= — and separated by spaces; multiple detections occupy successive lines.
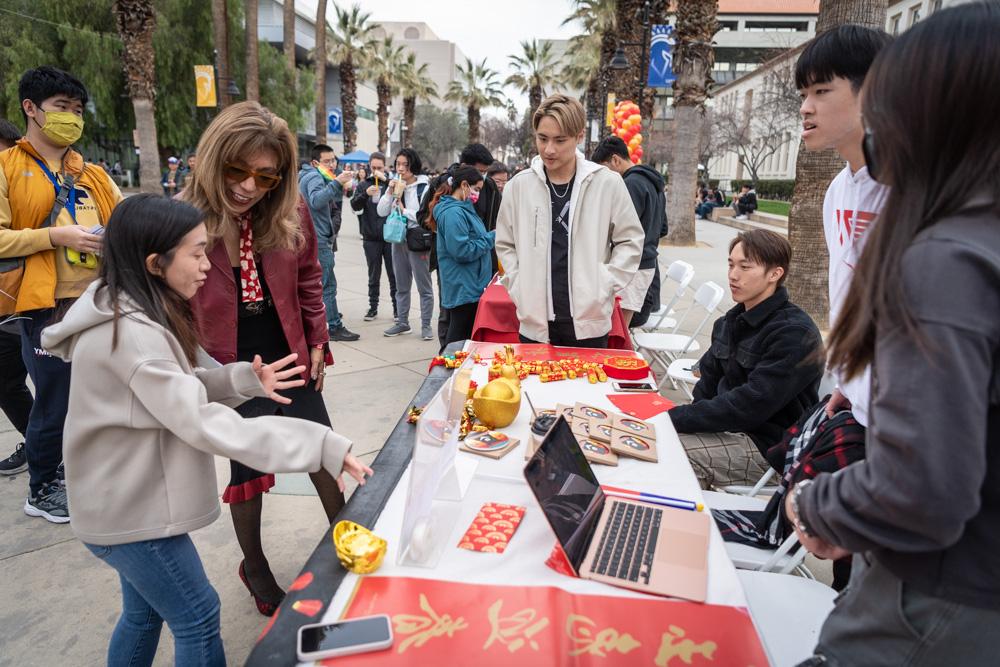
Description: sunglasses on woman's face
xmin=223 ymin=163 xmax=282 ymax=191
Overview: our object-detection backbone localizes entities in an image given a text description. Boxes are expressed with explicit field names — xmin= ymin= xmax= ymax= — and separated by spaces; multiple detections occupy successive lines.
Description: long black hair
xmin=828 ymin=1 xmax=1000 ymax=379
xmin=99 ymin=194 xmax=205 ymax=364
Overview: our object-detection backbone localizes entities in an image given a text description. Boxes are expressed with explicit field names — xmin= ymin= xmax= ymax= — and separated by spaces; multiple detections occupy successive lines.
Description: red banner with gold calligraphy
xmin=467 ymin=343 xmax=640 ymax=365
xmin=331 ymin=576 xmax=768 ymax=666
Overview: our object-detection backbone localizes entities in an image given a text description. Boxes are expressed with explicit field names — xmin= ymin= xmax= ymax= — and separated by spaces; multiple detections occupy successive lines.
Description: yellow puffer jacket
xmin=0 ymin=139 xmax=118 ymax=312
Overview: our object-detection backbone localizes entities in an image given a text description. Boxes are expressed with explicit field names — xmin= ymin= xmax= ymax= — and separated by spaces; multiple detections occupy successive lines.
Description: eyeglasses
xmin=223 ymin=163 xmax=282 ymax=191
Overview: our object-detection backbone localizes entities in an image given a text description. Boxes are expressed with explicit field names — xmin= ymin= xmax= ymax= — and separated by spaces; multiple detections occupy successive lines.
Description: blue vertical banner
xmin=328 ymin=107 xmax=343 ymax=135
xmin=647 ymin=24 xmax=676 ymax=88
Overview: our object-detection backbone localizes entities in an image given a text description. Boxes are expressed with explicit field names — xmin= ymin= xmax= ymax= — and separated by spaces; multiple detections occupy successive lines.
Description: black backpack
xmin=407 ymin=181 xmax=434 ymax=252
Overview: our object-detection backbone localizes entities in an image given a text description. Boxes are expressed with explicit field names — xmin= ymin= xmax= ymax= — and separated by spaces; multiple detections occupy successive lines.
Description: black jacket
xmin=350 ymin=178 xmax=389 ymax=241
xmin=737 ymin=190 xmax=758 ymax=212
xmin=623 ymin=165 xmax=667 ymax=270
xmin=669 ymin=287 xmax=823 ymax=453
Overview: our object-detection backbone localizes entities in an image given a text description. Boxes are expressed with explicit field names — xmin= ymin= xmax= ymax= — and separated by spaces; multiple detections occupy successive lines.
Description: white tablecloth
xmin=320 ymin=360 xmax=748 ymax=628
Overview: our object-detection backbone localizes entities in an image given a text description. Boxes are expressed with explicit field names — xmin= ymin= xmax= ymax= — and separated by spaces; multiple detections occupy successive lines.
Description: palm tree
xmin=607 ymin=0 xmax=647 ymax=102
xmin=314 ymin=0 xmax=328 ymax=144
xmin=665 ymin=0 xmax=717 ymax=247
xmin=112 ymin=0 xmax=161 ymax=195
xmin=328 ymin=3 xmax=375 ymax=153
xmin=397 ymin=53 xmax=437 ymax=148
xmin=785 ymin=0 xmax=888 ymax=327
xmin=210 ymin=0 xmax=233 ymax=107
xmin=245 ymin=0 xmax=259 ymax=102
xmin=363 ymin=36 xmax=406 ymax=152
xmin=562 ymin=0 xmax=616 ymax=152
xmin=445 ymin=58 xmax=505 ymax=144
xmin=506 ymin=39 xmax=561 ymax=120
xmin=282 ymin=0 xmax=296 ymax=75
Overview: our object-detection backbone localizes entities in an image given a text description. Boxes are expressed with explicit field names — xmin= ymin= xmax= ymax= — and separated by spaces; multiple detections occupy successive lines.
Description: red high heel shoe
xmin=238 ymin=560 xmax=284 ymax=617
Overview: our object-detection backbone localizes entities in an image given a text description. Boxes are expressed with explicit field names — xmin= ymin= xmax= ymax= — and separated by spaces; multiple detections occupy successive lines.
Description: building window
xmin=930 ymin=0 xmax=942 ymax=11
xmin=744 ymin=20 xmax=809 ymax=32
xmin=404 ymin=26 xmax=420 ymax=39
xmin=716 ymin=20 xmax=738 ymax=32
xmin=890 ymin=13 xmax=902 ymax=34
xmin=909 ymin=5 xmax=922 ymax=26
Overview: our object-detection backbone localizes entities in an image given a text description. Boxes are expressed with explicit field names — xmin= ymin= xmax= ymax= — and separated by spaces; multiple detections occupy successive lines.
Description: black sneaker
xmin=0 ymin=443 xmax=27 ymax=475
xmin=24 ymin=482 xmax=70 ymax=524
xmin=56 ymin=461 xmax=65 ymax=486
xmin=329 ymin=326 xmax=360 ymax=342
xmin=364 ymin=308 xmax=377 ymax=321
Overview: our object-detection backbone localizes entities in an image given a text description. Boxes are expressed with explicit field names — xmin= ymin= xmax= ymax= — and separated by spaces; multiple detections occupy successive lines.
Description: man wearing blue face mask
xmin=0 ymin=66 xmax=122 ymax=523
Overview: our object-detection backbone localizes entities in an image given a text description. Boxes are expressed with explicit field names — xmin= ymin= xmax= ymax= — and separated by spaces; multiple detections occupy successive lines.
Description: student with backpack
xmin=41 ymin=194 xmax=371 ymax=666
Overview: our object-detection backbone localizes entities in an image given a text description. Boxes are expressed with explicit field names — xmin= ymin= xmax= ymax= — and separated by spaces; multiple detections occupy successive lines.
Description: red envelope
xmin=457 ymin=503 xmax=526 ymax=554
xmin=606 ymin=393 xmax=675 ymax=420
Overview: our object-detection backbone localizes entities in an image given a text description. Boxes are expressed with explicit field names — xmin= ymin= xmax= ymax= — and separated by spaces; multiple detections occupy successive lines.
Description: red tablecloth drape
xmin=470 ymin=280 xmax=633 ymax=351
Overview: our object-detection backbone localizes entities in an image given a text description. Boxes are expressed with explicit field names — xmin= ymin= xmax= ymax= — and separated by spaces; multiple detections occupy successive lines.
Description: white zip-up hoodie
xmin=495 ymin=154 xmax=643 ymax=342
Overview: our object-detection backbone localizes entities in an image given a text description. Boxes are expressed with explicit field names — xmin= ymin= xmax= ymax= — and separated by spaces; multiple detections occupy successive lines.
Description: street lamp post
xmin=609 ymin=0 xmax=654 ymax=104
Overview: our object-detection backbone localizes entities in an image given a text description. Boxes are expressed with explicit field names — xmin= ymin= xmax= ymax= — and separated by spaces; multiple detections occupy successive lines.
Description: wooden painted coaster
xmin=575 ymin=436 xmax=619 ymax=466
xmin=461 ymin=431 xmax=519 ymax=460
xmin=589 ymin=419 xmax=615 ymax=444
xmin=613 ymin=414 xmax=656 ymax=439
xmin=610 ymin=430 xmax=658 ymax=463
xmin=571 ymin=417 xmax=593 ymax=440
xmin=575 ymin=402 xmax=612 ymax=421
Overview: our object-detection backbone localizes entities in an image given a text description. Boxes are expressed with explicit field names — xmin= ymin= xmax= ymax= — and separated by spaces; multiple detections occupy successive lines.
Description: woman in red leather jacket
xmin=182 ymin=102 xmax=345 ymax=616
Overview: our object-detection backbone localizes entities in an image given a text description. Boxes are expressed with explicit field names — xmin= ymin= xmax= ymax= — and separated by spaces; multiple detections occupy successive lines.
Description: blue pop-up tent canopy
xmin=339 ymin=150 xmax=370 ymax=164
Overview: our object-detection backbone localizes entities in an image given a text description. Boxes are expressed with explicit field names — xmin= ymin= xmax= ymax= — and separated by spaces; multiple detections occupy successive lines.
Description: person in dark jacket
xmin=298 ymin=144 xmax=359 ymax=341
xmin=350 ymin=151 xmax=397 ymax=322
xmin=733 ymin=183 xmax=758 ymax=218
xmin=670 ymin=229 xmax=822 ymax=489
xmin=789 ymin=6 xmax=1000 ymax=663
xmin=428 ymin=166 xmax=495 ymax=351
xmin=591 ymin=136 xmax=667 ymax=327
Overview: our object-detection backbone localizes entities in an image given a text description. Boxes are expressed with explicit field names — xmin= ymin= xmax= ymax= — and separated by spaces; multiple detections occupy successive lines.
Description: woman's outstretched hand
xmin=337 ymin=454 xmax=374 ymax=492
xmin=252 ymin=353 xmax=306 ymax=404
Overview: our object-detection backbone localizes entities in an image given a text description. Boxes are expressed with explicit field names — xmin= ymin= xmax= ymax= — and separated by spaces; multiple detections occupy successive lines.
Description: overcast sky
xmin=296 ymin=0 xmax=581 ymax=114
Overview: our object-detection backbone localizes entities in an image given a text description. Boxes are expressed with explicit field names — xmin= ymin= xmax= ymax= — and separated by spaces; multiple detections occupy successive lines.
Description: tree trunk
xmin=585 ymin=76 xmax=599 ymax=155
xmin=785 ymin=0 xmax=887 ymax=328
xmin=376 ymin=80 xmax=391 ymax=153
xmin=282 ymin=0 xmax=296 ymax=74
xmin=113 ymin=0 xmax=161 ymax=194
xmin=340 ymin=60 xmax=357 ymax=153
xmin=245 ymin=0 xmax=259 ymax=102
xmin=314 ymin=0 xmax=327 ymax=144
xmin=528 ymin=86 xmax=542 ymax=125
xmin=665 ymin=0 xmax=717 ymax=246
xmin=468 ymin=105 xmax=481 ymax=144
xmin=597 ymin=23 xmax=618 ymax=142
xmin=608 ymin=0 xmax=645 ymax=103
xmin=403 ymin=97 xmax=416 ymax=148
xmin=211 ymin=0 xmax=232 ymax=107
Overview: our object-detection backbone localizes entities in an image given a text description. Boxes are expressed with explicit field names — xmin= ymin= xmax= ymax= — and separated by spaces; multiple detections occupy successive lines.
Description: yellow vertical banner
xmin=194 ymin=65 xmax=217 ymax=107
xmin=605 ymin=93 xmax=616 ymax=127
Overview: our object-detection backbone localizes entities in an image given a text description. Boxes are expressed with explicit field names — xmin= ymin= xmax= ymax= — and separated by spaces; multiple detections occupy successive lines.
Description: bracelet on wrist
xmin=791 ymin=479 xmax=815 ymax=538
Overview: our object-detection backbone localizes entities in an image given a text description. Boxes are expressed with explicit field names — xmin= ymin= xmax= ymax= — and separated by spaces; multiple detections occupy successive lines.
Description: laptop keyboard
xmin=591 ymin=500 xmax=662 ymax=584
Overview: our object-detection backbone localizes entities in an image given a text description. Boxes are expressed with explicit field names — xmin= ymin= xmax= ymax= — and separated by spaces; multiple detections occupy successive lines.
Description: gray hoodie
xmin=42 ymin=282 xmax=351 ymax=546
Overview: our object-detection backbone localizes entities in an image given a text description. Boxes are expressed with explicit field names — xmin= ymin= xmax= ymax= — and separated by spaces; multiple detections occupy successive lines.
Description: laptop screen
xmin=523 ymin=417 xmax=606 ymax=572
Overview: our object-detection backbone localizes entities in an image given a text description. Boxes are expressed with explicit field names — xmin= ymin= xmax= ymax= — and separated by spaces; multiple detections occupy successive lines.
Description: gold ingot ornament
xmin=333 ymin=520 xmax=387 ymax=574
xmin=472 ymin=377 xmax=522 ymax=428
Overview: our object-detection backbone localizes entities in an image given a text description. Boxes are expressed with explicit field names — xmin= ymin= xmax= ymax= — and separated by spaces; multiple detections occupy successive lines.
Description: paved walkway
xmin=0 ymin=213 xmax=826 ymax=665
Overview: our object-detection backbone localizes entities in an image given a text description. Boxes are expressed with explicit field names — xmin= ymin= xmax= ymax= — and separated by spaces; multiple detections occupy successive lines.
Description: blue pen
xmin=602 ymin=485 xmax=705 ymax=512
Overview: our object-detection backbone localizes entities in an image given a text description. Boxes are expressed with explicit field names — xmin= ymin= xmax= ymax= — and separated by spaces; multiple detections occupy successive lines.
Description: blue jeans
xmin=317 ymin=243 xmax=342 ymax=330
xmin=85 ymin=535 xmax=225 ymax=667
xmin=20 ymin=308 xmax=70 ymax=497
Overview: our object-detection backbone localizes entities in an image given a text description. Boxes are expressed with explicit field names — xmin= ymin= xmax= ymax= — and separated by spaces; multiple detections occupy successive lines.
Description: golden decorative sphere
xmin=473 ymin=378 xmax=522 ymax=428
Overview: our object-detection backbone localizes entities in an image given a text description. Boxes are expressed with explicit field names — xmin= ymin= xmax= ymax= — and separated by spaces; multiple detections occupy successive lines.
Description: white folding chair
xmin=665 ymin=357 xmax=699 ymax=399
xmin=633 ymin=281 xmax=725 ymax=388
xmin=701 ymin=490 xmax=813 ymax=578
xmin=642 ymin=260 xmax=695 ymax=332
xmin=737 ymin=570 xmax=835 ymax=667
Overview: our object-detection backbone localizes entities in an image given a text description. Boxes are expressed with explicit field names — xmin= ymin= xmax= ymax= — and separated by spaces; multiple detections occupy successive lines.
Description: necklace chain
xmin=549 ymin=179 xmax=571 ymax=199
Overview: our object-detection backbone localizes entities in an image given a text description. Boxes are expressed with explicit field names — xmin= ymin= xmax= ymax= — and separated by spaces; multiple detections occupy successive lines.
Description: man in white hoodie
xmin=495 ymin=94 xmax=643 ymax=347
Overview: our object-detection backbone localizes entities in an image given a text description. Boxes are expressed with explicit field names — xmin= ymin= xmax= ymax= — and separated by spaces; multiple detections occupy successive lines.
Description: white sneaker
xmin=735 ymin=215 xmax=748 ymax=220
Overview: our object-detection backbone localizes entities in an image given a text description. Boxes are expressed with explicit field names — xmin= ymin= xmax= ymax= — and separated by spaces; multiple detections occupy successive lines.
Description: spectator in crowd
xmin=733 ymin=183 xmax=758 ymax=219
xmin=350 ymin=151 xmax=397 ymax=322
xmin=42 ymin=194 xmax=371 ymax=667
xmin=789 ymin=5 xmax=1000 ymax=662
xmin=669 ymin=229 xmax=823 ymax=489
xmin=111 ymin=160 xmax=122 ymax=176
xmin=180 ymin=101 xmax=347 ymax=616
xmin=377 ymin=148 xmax=433 ymax=340
xmin=798 ymin=25 xmax=892 ymax=434
xmin=496 ymin=94 xmax=643 ymax=347
xmin=186 ymin=152 xmax=197 ymax=175
xmin=487 ymin=161 xmax=510 ymax=193
xmin=0 ymin=119 xmax=35 ymax=478
xmin=591 ymin=135 xmax=667 ymax=328
xmin=162 ymin=156 xmax=182 ymax=198
xmin=0 ymin=67 xmax=122 ymax=522
xmin=695 ymin=182 xmax=720 ymax=220
xmin=298 ymin=144 xmax=359 ymax=341
xmin=428 ymin=165 xmax=495 ymax=350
